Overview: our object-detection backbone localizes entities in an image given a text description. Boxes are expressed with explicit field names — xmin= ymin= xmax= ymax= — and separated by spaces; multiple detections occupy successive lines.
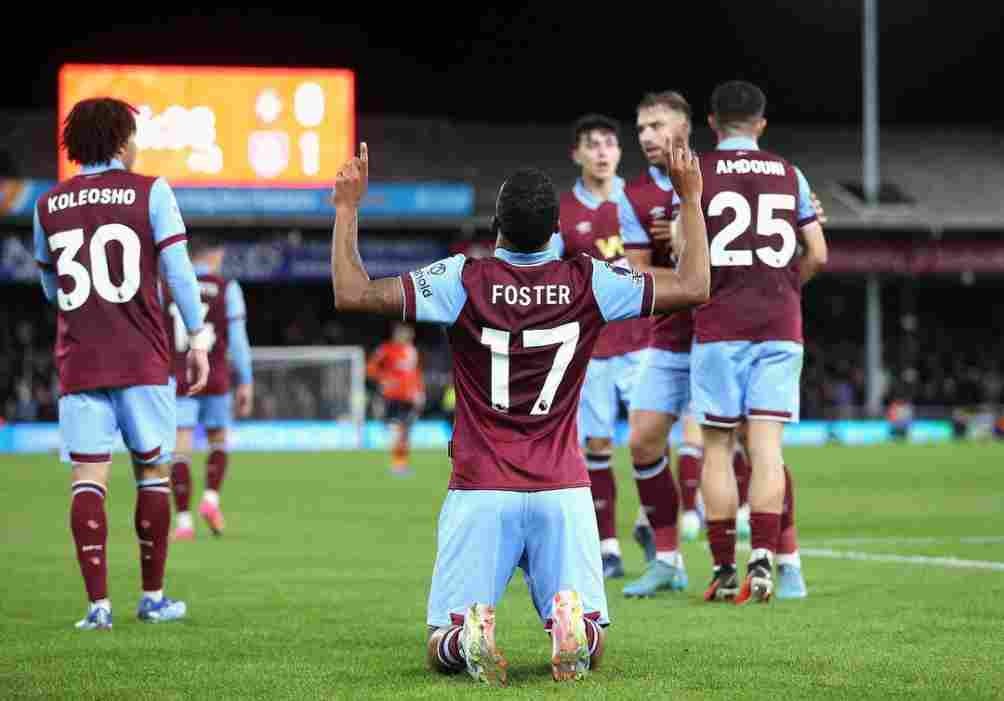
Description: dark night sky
xmin=11 ymin=2 xmax=1000 ymax=125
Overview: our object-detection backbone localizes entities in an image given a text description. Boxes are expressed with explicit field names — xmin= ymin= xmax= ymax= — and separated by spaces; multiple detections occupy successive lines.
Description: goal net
xmin=247 ymin=346 xmax=367 ymax=449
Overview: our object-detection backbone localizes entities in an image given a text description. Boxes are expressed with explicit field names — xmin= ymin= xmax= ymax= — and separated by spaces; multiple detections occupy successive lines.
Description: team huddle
xmin=39 ymin=79 xmax=826 ymax=685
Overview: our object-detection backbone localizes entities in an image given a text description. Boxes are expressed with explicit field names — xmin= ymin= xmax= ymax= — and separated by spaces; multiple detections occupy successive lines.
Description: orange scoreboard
xmin=58 ymin=64 xmax=355 ymax=187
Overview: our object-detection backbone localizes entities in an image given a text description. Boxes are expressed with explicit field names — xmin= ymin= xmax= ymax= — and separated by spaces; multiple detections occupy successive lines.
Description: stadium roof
xmin=2 ymin=110 xmax=1001 ymax=232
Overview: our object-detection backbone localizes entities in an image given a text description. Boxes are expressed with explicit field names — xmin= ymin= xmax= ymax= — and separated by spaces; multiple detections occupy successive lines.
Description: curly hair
xmin=61 ymin=97 xmax=138 ymax=166
xmin=494 ymin=168 xmax=559 ymax=253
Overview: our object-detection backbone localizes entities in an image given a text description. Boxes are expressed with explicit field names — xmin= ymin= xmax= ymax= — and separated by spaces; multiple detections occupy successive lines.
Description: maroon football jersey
xmin=167 ymin=273 xmax=231 ymax=396
xmin=402 ymin=251 xmax=654 ymax=491
xmin=35 ymin=170 xmax=179 ymax=394
xmin=623 ymin=171 xmax=694 ymax=353
xmin=558 ymin=189 xmax=649 ymax=358
xmin=695 ymin=149 xmax=805 ymax=343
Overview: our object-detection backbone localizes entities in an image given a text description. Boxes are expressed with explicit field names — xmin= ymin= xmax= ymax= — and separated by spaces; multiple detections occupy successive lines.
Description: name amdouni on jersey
xmin=491 ymin=284 xmax=572 ymax=306
xmin=47 ymin=187 xmax=137 ymax=213
xmin=715 ymin=158 xmax=786 ymax=176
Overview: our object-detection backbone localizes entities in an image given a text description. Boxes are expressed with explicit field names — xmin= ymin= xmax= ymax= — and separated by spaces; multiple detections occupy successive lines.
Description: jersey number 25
xmin=708 ymin=191 xmax=797 ymax=268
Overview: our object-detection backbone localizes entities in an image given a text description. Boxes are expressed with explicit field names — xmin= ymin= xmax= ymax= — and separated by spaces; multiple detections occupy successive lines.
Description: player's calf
xmin=585 ymin=436 xmax=621 ymax=578
xmin=70 ymin=475 xmax=111 ymax=629
xmin=134 ymin=467 xmax=186 ymax=622
xmin=171 ymin=454 xmax=194 ymax=540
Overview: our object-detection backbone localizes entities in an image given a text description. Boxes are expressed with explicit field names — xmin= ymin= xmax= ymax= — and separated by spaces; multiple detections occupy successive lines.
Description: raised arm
xmin=331 ymin=143 xmax=404 ymax=316
xmin=649 ymin=137 xmax=710 ymax=313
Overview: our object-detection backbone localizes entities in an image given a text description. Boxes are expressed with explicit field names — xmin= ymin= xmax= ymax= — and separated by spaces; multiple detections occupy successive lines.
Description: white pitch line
xmin=802 ymin=535 xmax=1004 ymax=547
xmin=799 ymin=547 xmax=1004 ymax=571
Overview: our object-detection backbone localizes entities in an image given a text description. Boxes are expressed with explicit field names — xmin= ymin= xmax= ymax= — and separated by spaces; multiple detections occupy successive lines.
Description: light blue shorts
xmin=176 ymin=393 xmax=232 ymax=430
xmin=690 ymin=340 xmax=804 ymax=427
xmin=426 ymin=487 xmax=609 ymax=629
xmin=578 ymin=350 xmax=644 ymax=440
xmin=629 ymin=348 xmax=691 ymax=417
xmin=58 ymin=383 xmax=176 ymax=465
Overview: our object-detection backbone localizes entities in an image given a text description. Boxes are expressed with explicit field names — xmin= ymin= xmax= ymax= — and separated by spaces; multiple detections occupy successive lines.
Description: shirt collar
xmin=717 ymin=136 xmax=759 ymax=151
xmin=494 ymin=247 xmax=560 ymax=266
xmin=79 ymin=158 xmax=126 ymax=175
xmin=647 ymin=165 xmax=673 ymax=192
xmin=572 ymin=175 xmax=625 ymax=209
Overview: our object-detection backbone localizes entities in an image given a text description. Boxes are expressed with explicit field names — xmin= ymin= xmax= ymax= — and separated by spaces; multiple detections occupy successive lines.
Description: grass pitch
xmin=2 ymin=442 xmax=1003 ymax=699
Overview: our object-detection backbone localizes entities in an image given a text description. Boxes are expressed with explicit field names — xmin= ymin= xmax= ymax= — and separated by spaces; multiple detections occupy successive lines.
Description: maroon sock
xmin=206 ymin=448 xmax=228 ymax=493
xmin=780 ymin=464 xmax=795 ymax=532
xmin=135 ymin=478 xmax=171 ymax=591
xmin=587 ymin=458 xmax=617 ymax=541
xmin=779 ymin=465 xmax=798 ymax=554
xmin=435 ymin=625 xmax=465 ymax=671
xmin=633 ymin=456 xmax=679 ymax=549
xmin=706 ymin=519 xmax=736 ymax=568
xmin=750 ymin=512 xmax=781 ymax=555
xmin=71 ymin=481 xmax=108 ymax=602
xmin=171 ymin=458 xmax=191 ymax=513
xmin=584 ymin=617 xmax=601 ymax=657
xmin=733 ymin=449 xmax=751 ymax=506
xmin=677 ymin=443 xmax=703 ymax=512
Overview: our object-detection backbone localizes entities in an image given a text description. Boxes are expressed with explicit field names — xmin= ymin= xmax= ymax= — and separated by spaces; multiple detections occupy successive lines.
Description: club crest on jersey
xmin=575 ymin=221 xmax=592 ymax=234
xmin=649 ymin=206 xmax=666 ymax=220
xmin=428 ymin=262 xmax=447 ymax=276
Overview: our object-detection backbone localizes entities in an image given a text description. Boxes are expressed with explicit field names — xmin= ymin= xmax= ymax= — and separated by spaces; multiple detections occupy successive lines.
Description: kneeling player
xmin=331 ymin=139 xmax=708 ymax=682
xmin=167 ymin=236 xmax=253 ymax=539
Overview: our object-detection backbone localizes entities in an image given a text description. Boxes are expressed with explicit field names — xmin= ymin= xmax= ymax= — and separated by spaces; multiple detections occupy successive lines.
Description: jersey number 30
xmin=49 ymin=224 xmax=142 ymax=311
xmin=480 ymin=322 xmax=580 ymax=416
xmin=708 ymin=191 xmax=797 ymax=268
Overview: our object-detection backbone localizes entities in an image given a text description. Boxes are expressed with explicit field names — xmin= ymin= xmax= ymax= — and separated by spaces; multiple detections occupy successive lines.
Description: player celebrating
xmin=617 ymin=91 xmax=697 ymax=597
xmin=366 ymin=322 xmax=425 ymax=476
xmin=167 ymin=235 xmax=253 ymax=540
xmin=551 ymin=114 xmax=650 ymax=578
xmin=331 ymin=139 xmax=708 ymax=683
xmin=693 ymin=81 xmax=827 ymax=604
xmin=33 ymin=97 xmax=211 ymax=629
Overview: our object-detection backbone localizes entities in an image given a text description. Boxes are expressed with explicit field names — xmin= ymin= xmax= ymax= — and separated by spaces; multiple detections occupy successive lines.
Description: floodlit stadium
xmin=2 ymin=2 xmax=1002 ymax=698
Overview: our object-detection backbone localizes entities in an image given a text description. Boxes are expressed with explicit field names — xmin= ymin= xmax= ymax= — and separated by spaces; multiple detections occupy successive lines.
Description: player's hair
xmin=494 ymin=168 xmax=559 ymax=253
xmin=571 ymin=113 xmax=620 ymax=149
xmin=61 ymin=97 xmax=139 ymax=166
xmin=637 ymin=91 xmax=692 ymax=122
xmin=709 ymin=80 xmax=767 ymax=126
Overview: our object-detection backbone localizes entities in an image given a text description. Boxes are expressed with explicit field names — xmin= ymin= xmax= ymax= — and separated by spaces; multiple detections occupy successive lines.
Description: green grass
xmin=2 ymin=443 xmax=1004 ymax=699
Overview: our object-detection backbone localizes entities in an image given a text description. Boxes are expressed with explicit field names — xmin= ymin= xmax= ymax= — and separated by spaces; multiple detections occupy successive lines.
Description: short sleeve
xmin=794 ymin=167 xmax=818 ymax=227
xmin=590 ymin=258 xmax=654 ymax=322
xmin=615 ymin=191 xmax=650 ymax=249
xmin=149 ymin=177 xmax=188 ymax=251
xmin=401 ymin=254 xmax=468 ymax=325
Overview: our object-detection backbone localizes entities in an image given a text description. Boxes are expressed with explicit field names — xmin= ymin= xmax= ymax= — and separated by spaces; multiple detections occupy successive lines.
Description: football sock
xmin=436 ymin=626 xmax=466 ymax=671
xmin=677 ymin=443 xmax=703 ymax=512
xmin=71 ymin=481 xmax=108 ymax=603
xmin=633 ymin=455 xmax=679 ymax=553
xmin=750 ymin=512 xmax=781 ymax=556
xmin=779 ymin=464 xmax=799 ymax=557
xmin=707 ymin=518 xmax=736 ymax=569
xmin=733 ymin=447 xmax=751 ymax=506
xmin=206 ymin=445 xmax=228 ymax=493
xmin=170 ymin=455 xmax=191 ymax=514
xmin=135 ymin=478 xmax=171 ymax=593
xmin=587 ymin=455 xmax=617 ymax=542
